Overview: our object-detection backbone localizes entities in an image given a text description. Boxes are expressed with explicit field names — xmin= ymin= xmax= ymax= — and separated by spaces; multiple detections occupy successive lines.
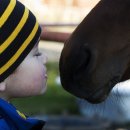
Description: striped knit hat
xmin=0 ymin=0 xmax=42 ymax=82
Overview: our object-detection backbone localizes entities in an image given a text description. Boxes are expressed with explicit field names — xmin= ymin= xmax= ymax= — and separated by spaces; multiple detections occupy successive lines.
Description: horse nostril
xmin=74 ymin=46 xmax=91 ymax=75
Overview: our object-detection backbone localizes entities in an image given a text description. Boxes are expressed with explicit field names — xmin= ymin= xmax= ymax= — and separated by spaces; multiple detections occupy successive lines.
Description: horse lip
xmin=67 ymin=85 xmax=110 ymax=104
xmin=61 ymin=72 xmax=120 ymax=104
xmin=62 ymin=80 xmax=113 ymax=103
xmin=63 ymin=83 xmax=87 ymax=99
xmin=85 ymin=89 xmax=109 ymax=104
xmin=85 ymin=85 xmax=113 ymax=104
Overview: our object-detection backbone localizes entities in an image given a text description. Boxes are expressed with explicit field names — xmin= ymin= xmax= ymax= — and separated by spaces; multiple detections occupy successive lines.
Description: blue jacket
xmin=0 ymin=98 xmax=45 ymax=130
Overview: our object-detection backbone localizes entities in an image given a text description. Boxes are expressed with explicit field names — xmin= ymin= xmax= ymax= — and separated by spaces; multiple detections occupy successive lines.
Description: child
xmin=0 ymin=0 xmax=47 ymax=129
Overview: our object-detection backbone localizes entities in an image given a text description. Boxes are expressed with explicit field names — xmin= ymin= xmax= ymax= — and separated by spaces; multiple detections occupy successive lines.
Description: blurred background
xmin=12 ymin=0 xmax=130 ymax=130
xmin=19 ymin=0 xmax=99 ymax=24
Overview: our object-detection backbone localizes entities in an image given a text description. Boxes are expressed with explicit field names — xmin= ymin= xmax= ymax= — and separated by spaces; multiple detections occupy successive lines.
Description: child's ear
xmin=0 ymin=82 xmax=6 ymax=91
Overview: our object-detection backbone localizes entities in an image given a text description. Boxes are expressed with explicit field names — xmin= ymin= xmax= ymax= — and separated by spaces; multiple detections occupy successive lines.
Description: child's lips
xmin=45 ymin=74 xmax=48 ymax=79
xmin=44 ymin=67 xmax=47 ymax=78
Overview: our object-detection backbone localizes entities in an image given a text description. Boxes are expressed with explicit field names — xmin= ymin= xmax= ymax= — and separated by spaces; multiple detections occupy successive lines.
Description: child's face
xmin=5 ymin=41 xmax=47 ymax=99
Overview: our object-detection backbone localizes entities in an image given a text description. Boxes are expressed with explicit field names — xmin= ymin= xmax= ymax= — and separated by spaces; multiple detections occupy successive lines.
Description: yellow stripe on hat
xmin=1 ymin=8 xmax=29 ymax=53
xmin=0 ymin=21 xmax=39 ymax=75
xmin=0 ymin=0 xmax=16 ymax=27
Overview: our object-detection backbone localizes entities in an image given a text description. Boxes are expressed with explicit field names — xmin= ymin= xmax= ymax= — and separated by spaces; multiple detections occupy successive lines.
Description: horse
xmin=59 ymin=0 xmax=130 ymax=104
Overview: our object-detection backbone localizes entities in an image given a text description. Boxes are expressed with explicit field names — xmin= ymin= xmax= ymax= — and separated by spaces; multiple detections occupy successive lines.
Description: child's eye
xmin=35 ymin=52 xmax=42 ymax=57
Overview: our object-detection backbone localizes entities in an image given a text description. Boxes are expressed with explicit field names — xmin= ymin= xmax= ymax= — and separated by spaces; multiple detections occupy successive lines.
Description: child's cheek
xmin=31 ymin=61 xmax=47 ymax=93
xmin=18 ymin=58 xmax=47 ymax=95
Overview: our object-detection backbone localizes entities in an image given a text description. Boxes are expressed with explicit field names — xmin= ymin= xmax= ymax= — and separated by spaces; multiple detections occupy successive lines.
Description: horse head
xmin=60 ymin=0 xmax=130 ymax=104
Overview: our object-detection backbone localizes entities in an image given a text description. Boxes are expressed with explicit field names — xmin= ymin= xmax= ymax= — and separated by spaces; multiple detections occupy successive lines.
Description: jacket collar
xmin=0 ymin=98 xmax=45 ymax=130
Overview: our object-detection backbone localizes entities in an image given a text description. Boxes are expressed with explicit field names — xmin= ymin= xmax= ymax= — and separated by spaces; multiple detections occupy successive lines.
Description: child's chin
xmin=40 ymin=85 xmax=47 ymax=94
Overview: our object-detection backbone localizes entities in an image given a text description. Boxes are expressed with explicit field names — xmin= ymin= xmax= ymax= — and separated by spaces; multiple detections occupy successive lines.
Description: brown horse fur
xmin=60 ymin=0 xmax=130 ymax=103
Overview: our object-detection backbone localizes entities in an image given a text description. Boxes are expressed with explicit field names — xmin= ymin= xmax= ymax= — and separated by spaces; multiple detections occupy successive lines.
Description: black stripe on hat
xmin=0 ymin=0 xmax=10 ymax=17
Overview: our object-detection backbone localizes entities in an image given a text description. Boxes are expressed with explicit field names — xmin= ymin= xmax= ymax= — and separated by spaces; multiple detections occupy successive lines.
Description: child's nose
xmin=42 ymin=53 xmax=48 ymax=65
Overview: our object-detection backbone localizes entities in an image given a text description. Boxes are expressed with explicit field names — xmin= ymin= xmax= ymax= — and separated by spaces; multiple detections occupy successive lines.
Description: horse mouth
xmin=62 ymin=80 xmax=114 ymax=104
xmin=84 ymin=87 xmax=112 ymax=104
